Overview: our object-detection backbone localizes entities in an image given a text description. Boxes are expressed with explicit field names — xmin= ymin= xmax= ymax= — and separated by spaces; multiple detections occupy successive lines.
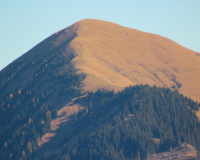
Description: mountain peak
xmin=63 ymin=19 xmax=200 ymax=102
xmin=76 ymin=18 xmax=124 ymax=29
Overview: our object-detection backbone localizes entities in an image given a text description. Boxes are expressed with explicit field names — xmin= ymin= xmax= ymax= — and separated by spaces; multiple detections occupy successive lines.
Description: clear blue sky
xmin=0 ymin=0 xmax=200 ymax=71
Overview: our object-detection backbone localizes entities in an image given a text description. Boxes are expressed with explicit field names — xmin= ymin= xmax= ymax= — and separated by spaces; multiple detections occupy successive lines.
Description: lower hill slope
xmin=43 ymin=85 xmax=200 ymax=160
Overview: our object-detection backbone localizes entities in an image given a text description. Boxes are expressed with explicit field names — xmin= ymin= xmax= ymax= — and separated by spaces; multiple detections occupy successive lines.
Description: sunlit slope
xmin=69 ymin=19 xmax=200 ymax=102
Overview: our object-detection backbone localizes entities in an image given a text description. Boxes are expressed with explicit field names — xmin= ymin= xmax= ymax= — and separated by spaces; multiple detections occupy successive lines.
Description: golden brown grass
xmin=196 ymin=109 xmax=200 ymax=121
xmin=64 ymin=19 xmax=200 ymax=102
xmin=38 ymin=98 xmax=84 ymax=148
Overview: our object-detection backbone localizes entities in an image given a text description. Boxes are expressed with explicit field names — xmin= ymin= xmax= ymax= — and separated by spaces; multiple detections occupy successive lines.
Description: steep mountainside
xmin=0 ymin=25 xmax=85 ymax=159
xmin=0 ymin=19 xmax=200 ymax=160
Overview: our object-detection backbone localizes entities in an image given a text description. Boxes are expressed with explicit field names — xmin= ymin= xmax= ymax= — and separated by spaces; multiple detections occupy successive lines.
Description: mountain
xmin=0 ymin=19 xmax=200 ymax=160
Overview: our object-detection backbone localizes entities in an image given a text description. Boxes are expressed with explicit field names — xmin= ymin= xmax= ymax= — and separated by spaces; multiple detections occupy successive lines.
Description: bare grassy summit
xmin=66 ymin=19 xmax=200 ymax=102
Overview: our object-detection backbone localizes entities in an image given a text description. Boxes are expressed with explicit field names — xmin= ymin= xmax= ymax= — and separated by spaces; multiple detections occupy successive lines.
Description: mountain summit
xmin=63 ymin=19 xmax=200 ymax=102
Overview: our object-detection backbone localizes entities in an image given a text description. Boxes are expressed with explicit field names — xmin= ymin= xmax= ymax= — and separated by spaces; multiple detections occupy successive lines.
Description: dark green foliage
xmin=47 ymin=85 xmax=200 ymax=160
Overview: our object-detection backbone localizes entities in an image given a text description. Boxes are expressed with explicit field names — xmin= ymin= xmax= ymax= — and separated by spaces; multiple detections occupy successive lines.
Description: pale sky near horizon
xmin=0 ymin=0 xmax=200 ymax=71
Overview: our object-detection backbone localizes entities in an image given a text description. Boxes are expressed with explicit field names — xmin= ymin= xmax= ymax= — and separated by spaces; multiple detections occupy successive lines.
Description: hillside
xmin=0 ymin=35 xmax=85 ymax=159
xmin=0 ymin=19 xmax=200 ymax=160
xmin=43 ymin=85 xmax=200 ymax=160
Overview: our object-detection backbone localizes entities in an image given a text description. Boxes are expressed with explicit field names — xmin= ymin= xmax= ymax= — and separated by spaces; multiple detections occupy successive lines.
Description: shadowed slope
xmin=68 ymin=19 xmax=200 ymax=102
xmin=0 ymin=21 xmax=84 ymax=160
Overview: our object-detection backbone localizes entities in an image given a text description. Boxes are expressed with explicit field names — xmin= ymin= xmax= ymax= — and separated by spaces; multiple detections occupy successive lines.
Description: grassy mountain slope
xmin=69 ymin=19 xmax=200 ymax=102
